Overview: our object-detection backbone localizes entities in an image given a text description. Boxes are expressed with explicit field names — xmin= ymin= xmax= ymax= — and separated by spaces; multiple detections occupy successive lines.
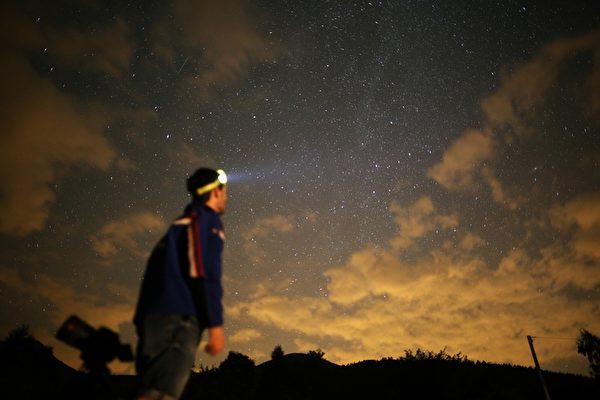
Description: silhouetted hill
xmin=337 ymin=357 xmax=597 ymax=400
xmin=0 ymin=329 xmax=137 ymax=400
xmin=0 ymin=328 xmax=77 ymax=398
xmin=254 ymin=353 xmax=340 ymax=399
xmin=181 ymin=351 xmax=599 ymax=400
xmin=1 ymin=336 xmax=598 ymax=399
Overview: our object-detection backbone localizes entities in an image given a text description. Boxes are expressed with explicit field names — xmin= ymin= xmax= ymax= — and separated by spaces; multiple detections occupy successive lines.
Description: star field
xmin=1 ymin=0 xmax=599 ymax=374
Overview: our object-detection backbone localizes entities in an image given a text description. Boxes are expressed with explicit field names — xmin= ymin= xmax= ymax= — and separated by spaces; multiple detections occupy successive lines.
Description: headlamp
xmin=196 ymin=169 xmax=227 ymax=196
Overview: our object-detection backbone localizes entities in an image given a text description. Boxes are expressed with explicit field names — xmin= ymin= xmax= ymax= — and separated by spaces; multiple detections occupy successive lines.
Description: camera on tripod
xmin=56 ymin=315 xmax=133 ymax=374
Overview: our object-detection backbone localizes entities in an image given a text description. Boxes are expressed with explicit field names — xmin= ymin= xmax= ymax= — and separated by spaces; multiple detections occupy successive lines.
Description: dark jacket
xmin=133 ymin=201 xmax=224 ymax=328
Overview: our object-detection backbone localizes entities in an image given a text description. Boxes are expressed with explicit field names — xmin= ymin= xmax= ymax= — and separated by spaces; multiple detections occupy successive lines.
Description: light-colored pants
xmin=135 ymin=314 xmax=202 ymax=399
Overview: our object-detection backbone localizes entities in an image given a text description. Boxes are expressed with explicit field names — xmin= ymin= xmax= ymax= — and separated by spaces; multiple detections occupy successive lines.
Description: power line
xmin=530 ymin=335 xmax=577 ymax=341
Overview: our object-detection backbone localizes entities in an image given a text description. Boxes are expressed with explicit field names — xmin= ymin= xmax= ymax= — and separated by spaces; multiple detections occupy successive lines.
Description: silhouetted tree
xmin=219 ymin=351 xmax=256 ymax=399
xmin=6 ymin=324 xmax=32 ymax=342
xmin=0 ymin=324 xmax=72 ymax=399
xmin=401 ymin=348 xmax=469 ymax=363
xmin=307 ymin=348 xmax=325 ymax=359
xmin=219 ymin=351 xmax=255 ymax=372
xmin=271 ymin=345 xmax=284 ymax=360
xmin=577 ymin=328 xmax=600 ymax=380
xmin=4 ymin=324 xmax=53 ymax=354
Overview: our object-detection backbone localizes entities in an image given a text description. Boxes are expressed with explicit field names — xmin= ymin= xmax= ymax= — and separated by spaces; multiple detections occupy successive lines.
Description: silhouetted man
xmin=133 ymin=168 xmax=228 ymax=400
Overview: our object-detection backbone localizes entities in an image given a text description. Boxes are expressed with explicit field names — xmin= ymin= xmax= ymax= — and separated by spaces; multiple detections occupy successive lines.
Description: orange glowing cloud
xmin=0 ymin=54 xmax=115 ymax=236
xmin=229 ymin=328 xmax=263 ymax=344
xmin=0 ymin=4 xmax=138 ymax=237
xmin=551 ymin=192 xmax=600 ymax=260
xmin=91 ymin=212 xmax=166 ymax=259
xmin=481 ymin=167 xmax=520 ymax=210
xmin=389 ymin=196 xmax=458 ymax=250
xmin=0 ymin=267 xmax=136 ymax=373
xmin=229 ymin=195 xmax=600 ymax=371
xmin=426 ymin=130 xmax=494 ymax=191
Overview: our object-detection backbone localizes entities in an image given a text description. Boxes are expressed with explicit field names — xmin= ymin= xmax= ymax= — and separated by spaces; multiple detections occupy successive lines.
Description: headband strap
xmin=195 ymin=169 xmax=227 ymax=196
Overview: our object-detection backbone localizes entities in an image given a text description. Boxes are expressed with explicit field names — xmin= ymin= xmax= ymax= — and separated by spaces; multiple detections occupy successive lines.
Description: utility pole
xmin=527 ymin=335 xmax=551 ymax=400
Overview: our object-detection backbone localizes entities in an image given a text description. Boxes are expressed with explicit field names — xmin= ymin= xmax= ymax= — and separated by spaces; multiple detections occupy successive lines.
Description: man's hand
xmin=205 ymin=326 xmax=225 ymax=356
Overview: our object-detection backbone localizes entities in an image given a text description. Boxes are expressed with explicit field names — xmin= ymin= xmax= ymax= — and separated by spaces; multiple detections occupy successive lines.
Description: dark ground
xmin=1 ymin=334 xmax=598 ymax=400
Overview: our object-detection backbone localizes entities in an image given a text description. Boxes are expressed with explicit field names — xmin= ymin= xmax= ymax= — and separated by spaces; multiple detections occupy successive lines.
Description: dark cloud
xmin=0 ymin=52 xmax=115 ymax=236
xmin=0 ymin=3 xmax=134 ymax=236
xmin=45 ymin=18 xmax=133 ymax=77
xmin=153 ymin=0 xmax=282 ymax=85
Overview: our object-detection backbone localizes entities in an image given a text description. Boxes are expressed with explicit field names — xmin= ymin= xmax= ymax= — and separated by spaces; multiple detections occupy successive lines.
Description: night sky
xmin=1 ymin=0 xmax=599 ymax=375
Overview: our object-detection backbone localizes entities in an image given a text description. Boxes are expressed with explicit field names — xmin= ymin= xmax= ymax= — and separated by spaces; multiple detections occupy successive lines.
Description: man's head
xmin=187 ymin=168 xmax=228 ymax=214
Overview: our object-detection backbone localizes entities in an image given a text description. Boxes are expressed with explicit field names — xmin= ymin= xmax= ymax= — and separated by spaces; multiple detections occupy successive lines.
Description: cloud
xmin=481 ymin=29 xmax=600 ymax=135
xmin=45 ymin=18 xmax=133 ymax=78
xmin=154 ymin=0 xmax=281 ymax=84
xmin=429 ymin=29 xmax=600 ymax=208
xmin=166 ymin=142 xmax=218 ymax=171
xmin=91 ymin=212 xmax=165 ymax=259
xmin=0 ymin=267 xmax=136 ymax=373
xmin=243 ymin=215 xmax=295 ymax=263
xmin=268 ymin=30 xmax=599 ymax=369
xmin=225 ymin=29 xmax=600 ymax=372
xmin=0 ymin=4 xmax=138 ymax=236
xmin=229 ymin=328 xmax=263 ymax=344
xmin=1 ymin=3 xmax=134 ymax=78
xmin=233 ymin=247 xmax=598 ymax=369
xmin=459 ymin=233 xmax=485 ymax=251
xmin=324 ymin=248 xmax=405 ymax=306
xmin=585 ymin=48 xmax=600 ymax=123
xmin=229 ymin=196 xmax=600 ymax=371
xmin=388 ymin=196 xmax=458 ymax=251
xmin=0 ymin=53 xmax=115 ymax=236
xmin=427 ymin=130 xmax=494 ymax=190
xmin=293 ymin=337 xmax=323 ymax=354
xmin=550 ymin=192 xmax=600 ymax=260
xmin=481 ymin=167 xmax=520 ymax=210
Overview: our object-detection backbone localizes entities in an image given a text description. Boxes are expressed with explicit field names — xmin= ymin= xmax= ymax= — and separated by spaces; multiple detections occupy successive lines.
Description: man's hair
xmin=187 ymin=168 xmax=221 ymax=202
